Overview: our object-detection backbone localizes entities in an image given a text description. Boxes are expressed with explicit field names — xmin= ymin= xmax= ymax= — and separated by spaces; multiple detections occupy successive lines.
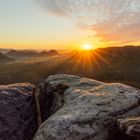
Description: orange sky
xmin=0 ymin=0 xmax=139 ymax=50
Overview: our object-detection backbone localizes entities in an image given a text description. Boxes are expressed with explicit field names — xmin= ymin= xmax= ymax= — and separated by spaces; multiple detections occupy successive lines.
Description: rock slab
xmin=34 ymin=74 xmax=140 ymax=140
xmin=0 ymin=83 xmax=37 ymax=140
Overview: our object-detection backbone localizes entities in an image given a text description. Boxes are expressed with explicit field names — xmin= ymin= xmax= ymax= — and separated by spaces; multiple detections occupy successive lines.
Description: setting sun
xmin=82 ymin=44 xmax=93 ymax=51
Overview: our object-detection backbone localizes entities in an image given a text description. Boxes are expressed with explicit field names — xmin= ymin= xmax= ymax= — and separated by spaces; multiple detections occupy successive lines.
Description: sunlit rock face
xmin=0 ymin=83 xmax=37 ymax=140
xmin=34 ymin=74 xmax=140 ymax=140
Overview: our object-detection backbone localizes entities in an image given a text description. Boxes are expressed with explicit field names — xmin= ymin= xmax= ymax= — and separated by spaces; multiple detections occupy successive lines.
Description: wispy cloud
xmin=38 ymin=0 xmax=140 ymax=45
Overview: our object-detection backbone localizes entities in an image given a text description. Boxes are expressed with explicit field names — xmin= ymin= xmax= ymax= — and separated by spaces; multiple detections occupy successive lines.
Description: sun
xmin=82 ymin=44 xmax=93 ymax=51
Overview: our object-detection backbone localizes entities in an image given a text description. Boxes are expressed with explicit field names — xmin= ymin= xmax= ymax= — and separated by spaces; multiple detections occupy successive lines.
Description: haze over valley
xmin=0 ymin=46 xmax=140 ymax=89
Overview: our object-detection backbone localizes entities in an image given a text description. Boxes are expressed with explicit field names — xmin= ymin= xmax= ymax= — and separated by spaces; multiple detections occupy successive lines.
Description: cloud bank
xmin=38 ymin=0 xmax=140 ymax=45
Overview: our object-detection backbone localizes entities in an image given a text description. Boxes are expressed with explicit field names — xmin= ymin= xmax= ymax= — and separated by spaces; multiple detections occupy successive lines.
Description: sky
xmin=0 ymin=0 xmax=140 ymax=50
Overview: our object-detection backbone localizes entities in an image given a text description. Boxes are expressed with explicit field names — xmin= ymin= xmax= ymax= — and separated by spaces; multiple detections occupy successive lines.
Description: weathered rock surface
xmin=34 ymin=74 xmax=140 ymax=140
xmin=118 ymin=116 xmax=140 ymax=139
xmin=0 ymin=83 xmax=38 ymax=140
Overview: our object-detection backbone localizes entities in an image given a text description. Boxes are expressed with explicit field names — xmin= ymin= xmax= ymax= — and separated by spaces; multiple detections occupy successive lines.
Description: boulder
xmin=0 ymin=83 xmax=38 ymax=140
xmin=34 ymin=74 xmax=140 ymax=140
xmin=118 ymin=116 xmax=140 ymax=139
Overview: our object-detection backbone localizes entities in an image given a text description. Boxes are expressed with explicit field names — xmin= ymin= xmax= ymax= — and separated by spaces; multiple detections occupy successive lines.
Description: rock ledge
xmin=34 ymin=74 xmax=140 ymax=140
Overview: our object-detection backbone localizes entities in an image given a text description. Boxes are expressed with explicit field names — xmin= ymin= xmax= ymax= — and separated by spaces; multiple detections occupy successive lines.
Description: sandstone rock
xmin=34 ymin=74 xmax=140 ymax=140
xmin=0 ymin=83 xmax=37 ymax=140
xmin=118 ymin=116 xmax=140 ymax=139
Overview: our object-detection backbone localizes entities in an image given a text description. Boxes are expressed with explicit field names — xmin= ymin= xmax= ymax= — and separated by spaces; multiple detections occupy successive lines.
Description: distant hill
xmin=0 ymin=52 xmax=12 ymax=63
xmin=40 ymin=50 xmax=59 ymax=56
xmin=6 ymin=50 xmax=39 ymax=58
xmin=0 ymin=48 xmax=12 ymax=53
xmin=96 ymin=46 xmax=140 ymax=57
xmin=6 ymin=49 xmax=59 ymax=58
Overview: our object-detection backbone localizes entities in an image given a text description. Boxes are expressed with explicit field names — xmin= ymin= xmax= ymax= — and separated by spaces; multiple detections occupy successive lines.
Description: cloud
xmin=38 ymin=0 xmax=140 ymax=45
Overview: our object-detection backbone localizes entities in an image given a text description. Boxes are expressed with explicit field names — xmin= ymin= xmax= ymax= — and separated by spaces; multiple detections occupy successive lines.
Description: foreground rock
xmin=118 ymin=116 xmax=140 ymax=139
xmin=34 ymin=74 xmax=140 ymax=140
xmin=0 ymin=83 xmax=37 ymax=140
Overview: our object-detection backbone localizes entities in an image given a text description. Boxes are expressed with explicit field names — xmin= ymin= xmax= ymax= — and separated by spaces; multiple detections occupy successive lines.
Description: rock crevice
xmin=38 ymin=82 xmax=69 ymax=122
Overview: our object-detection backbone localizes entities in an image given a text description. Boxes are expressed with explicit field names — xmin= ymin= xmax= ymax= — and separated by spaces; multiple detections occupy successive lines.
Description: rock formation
xmin=0 ymin=74 xmax=139 ymax=140
xmin=34 ymin=74 xmax=140 ymax=140
xmin=118 ymin=116 xmax=140 ymax=139
xmin=0 ymin=83 xmax=38 ymax=140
